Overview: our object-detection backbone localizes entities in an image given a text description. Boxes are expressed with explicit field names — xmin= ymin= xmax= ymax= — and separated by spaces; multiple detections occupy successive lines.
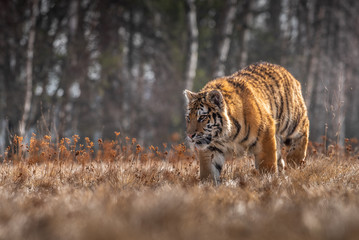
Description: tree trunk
xmin=304 ymin=53 xmax=319 ymax=109
xmin=213 ymin=0 xmax=237 ymax=78
xmin=304 ymin=6 xmax=324 ymax=109
xmin=184 ymin=0 xmax=198 ymax=91
xmin=335 ymin=4 xmax=347 ymax=146
xmin=19 ymin=0 xmax=39 ymax=137
xmin=239 ymin=0 xmax=252 ymax=68
xmin=58 ymin=0 xmax=79 ymax=139
xmin=336 ymin=62 xmax=345 ymax=146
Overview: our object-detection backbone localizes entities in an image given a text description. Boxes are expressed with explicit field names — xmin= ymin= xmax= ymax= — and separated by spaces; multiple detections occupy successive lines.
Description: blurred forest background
xmin=1 ymin=0 xmax=358 ymax=152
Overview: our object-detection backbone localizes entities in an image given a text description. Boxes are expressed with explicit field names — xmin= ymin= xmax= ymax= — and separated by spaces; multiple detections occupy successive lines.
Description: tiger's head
xmin=184 ymin=89 xmax=231 ymax=148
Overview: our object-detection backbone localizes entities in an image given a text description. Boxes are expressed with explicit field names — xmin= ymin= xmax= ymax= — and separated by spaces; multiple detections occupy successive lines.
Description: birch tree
xmin=184 ymin=0 xmax=198 ymax=91
xmin=213 ymin=0 xmax=237 ymax=78
xmin=239 ymin=0 xmax=253 ymax=68
xmin=19 ymin=0 xmax=39 ymax=137
xmin=58 ymin=0 xmax=80 ymax=139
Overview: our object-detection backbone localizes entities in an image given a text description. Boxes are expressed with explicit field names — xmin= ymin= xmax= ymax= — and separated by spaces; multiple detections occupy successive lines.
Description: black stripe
xmin=265 ymin=70 xmax=283 ymax=120
xmin=248 ymin=137 xmax=258 ymax=149
xmin=251 ymin=100 xmax=263 ymax=147
xmin=227 ymin=78 xmax=246 ymax=91
xmin=217 ymin=113 xmax=223 ymax=126
xmin=290 ymin=116 xmax=306 ymax=138
xmin=208 ymin=146 xmax=224 ymax=154
xmin=244 ymin=70 xmax=277 ymax=114
xmin=231 ymin=117 xmax=241 ymax=140
xmin=214 ymin=162 xmax=222 ymax=173
xmin=280 ymin=76 xmax=291 ymax=134
xmin=241 ymin=125 xmax=250 ymax=143
xmin=272 ymin=75 xmax=283 ymax=121
xmin=262 ymin=82 xmax=278 ymax=117
xmin=212 ymin=113 xmax=217 ymax=121
xmin=269 ymin=68 xmax=286 ymax=122
xmin=250 ymin=68 xmax=267 ymax=80
xmin=241 ymin=70 xmax=279 ymax=121
xmin=241 ymin=72 xmax=258 ymax=81
xmin=278 ymin=92 xmax=284 ymax=122
xmin=287 ymin=109 xmax=300 ymax=136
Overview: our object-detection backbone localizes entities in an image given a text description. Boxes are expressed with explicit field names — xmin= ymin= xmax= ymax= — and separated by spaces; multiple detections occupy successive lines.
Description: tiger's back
xmin=204 ymin=62 xmax=308 ymax=147
xmin=184 ymin=62 xmax=309 ymax=184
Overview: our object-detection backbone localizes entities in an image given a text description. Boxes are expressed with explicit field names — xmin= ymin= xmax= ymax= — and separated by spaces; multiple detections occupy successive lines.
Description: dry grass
xmin=0 ymin=135 xmax=359 ymax=240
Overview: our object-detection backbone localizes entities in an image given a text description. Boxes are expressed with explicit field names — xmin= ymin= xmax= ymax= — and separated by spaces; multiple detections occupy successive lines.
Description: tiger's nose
xmin=187 ymin=133 xmax=196 ymax=139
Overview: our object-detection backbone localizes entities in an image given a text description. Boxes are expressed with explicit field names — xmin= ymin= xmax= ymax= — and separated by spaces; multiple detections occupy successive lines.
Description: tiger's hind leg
xmin=285 ymin=128 xmax=309 ymax=168
xmin=253 ymin=125 xmax=278 ymax=173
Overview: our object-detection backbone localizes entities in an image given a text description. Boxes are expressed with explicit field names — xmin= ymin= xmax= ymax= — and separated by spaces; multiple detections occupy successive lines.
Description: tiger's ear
xmin=184 ymin=89 xmax=197 ymax=103
xmin=207 ymin=90 xmax=224 ymax=110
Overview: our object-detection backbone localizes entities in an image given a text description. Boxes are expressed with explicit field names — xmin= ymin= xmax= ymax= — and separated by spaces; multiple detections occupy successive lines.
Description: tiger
xmin=184 ymin=62 xmax=309 ymax=184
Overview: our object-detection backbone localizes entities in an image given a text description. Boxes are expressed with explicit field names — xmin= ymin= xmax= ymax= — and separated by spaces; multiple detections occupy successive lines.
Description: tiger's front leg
xmin=197 ymin=149 xmax=225 ymax=185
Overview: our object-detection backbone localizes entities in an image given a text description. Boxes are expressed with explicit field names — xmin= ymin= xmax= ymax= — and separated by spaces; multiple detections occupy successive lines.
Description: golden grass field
xmin=0 ymin=135 xmax=359 ymax=240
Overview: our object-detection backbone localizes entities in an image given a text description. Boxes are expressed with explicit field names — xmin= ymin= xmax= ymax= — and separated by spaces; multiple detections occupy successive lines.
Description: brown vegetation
xmin=0 ymin=135 xmax=359 ymax=240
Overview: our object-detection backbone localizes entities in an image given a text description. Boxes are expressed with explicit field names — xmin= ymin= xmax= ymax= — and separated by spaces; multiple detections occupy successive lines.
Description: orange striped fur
xmin=184 ymin=62 xmax=309 ymax=184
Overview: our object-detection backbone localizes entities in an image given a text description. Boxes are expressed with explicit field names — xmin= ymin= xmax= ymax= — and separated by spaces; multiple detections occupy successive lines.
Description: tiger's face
xmin=184 ymin=89 xmax=226 ymax=148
